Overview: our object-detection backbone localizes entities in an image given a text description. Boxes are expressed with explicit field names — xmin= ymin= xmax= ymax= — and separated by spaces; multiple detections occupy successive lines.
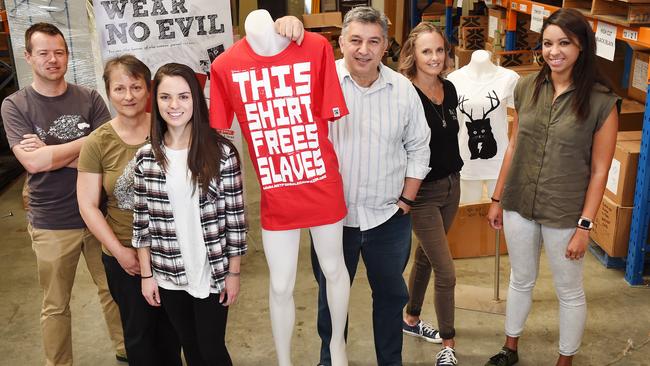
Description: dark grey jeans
xmin=405 ymin=171 xmax=460 ymax=340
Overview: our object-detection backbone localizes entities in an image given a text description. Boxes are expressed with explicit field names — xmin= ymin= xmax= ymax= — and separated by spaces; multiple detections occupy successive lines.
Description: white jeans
xmin=503 ymin=210 xmax=586 ymax=356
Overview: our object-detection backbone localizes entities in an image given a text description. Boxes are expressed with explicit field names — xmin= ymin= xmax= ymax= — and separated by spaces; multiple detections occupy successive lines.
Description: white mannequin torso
xmin=465 ymin=50 xmax=498 ymax=81
xmin=244 ymin=9 xmax=290 ymax=56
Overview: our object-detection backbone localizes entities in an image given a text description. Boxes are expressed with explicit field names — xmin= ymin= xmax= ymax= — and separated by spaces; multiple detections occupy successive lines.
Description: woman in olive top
xmin=398 ymin=22 xmax=463 ymax=366
xmin=77 ymin=55 xmax=181 ymax=365
xmin=485 ymin=9 xmax=618 ymax=366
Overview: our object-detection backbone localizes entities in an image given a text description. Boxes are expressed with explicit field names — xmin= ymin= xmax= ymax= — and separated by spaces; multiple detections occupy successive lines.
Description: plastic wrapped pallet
xmin=5 ymin=0 xmax=101 ymax=92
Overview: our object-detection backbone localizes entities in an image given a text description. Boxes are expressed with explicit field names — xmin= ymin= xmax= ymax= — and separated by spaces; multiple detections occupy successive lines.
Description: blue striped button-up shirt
xmin=330 ymin=59 xmax=431 ymax=230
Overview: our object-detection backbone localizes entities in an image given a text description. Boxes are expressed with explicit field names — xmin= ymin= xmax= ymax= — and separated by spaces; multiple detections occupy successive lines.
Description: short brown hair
xmin=25 ymin=22 xmax=68 ymax=54
xmin=103 ymin=54 xmax=152 ymax=94
xmin=398 ymin=22 xmax=453 ymax=80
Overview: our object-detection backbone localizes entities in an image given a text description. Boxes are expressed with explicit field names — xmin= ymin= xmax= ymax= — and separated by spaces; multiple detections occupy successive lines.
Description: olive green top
xmin=501 ymin=72 xmax=618 ymax=228
xmin=78 ymin=122 xmax=148 ymax=248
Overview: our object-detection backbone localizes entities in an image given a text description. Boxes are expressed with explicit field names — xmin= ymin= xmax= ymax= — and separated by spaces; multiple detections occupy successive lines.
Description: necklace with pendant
xmin=426 ymin=97 xmax=447 ymax=128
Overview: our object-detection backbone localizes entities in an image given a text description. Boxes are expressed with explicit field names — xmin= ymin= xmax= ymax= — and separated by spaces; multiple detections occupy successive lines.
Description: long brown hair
xmin=150 ymin=63 xmax=234 ymax=191
xmin=398 ymin=22 xmax=453 ymax=80
xmin=533 ymin=8 xmax=611 ymax=120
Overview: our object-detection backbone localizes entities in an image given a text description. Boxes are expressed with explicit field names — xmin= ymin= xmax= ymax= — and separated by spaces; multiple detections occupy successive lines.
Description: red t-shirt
xmin=210 ymin=32 xmax=349 ymax=230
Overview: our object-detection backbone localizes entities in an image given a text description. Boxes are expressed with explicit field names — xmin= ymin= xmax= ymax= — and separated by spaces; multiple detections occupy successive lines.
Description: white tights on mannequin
xmin=262 ymin=221 xmax=350 ymax=366
xmin=460 ymin=179 xmax=497 ymax=204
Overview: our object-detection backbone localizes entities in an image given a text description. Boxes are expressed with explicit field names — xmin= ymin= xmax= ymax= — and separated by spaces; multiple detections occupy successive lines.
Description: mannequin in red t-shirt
xmin=215 ymin=10 xmax=350 ymax=366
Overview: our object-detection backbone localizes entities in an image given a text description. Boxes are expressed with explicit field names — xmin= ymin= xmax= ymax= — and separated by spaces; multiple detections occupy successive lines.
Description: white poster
xmin=93 ymin=0 xmax=243 ymax=169
xmin=93 ymin=0 xmax=234 ymax=75
xmin=530 ymin=5 xmax=544 ymax=33
xmin=595 ymin=21 xmax=616 ymax=61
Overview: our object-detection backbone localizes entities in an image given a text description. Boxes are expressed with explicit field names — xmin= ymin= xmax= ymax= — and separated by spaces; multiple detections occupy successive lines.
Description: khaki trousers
xmin=28 ymin=225 xmax=125 ymax=366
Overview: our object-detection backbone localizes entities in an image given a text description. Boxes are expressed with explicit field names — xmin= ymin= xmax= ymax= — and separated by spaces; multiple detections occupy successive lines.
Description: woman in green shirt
xmin=77 ymin=55 xmax=181 ymax=365
xmin=485 ymin=9 xmax=618 ymax=366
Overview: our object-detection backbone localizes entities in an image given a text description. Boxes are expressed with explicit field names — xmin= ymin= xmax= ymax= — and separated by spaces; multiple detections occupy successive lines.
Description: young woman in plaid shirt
xmin=132 ymin=63 xmax=247 ymax=366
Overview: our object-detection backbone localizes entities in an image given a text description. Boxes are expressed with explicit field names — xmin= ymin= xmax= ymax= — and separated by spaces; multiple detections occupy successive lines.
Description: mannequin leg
xmin=485 ymin=179 xmax=497 ymax=200
xmin=262 ymin=229 xmax=301 ymax=366
xmin=460 ymin=179 xmax=497 ymax=203
xmin=459 ymin=179 xmax=483 ymax=204
xmin=311 ymin=221 xmax=350 ymax=366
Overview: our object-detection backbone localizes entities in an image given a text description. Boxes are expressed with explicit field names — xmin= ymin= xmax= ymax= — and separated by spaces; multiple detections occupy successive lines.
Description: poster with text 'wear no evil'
xmin=93 ymin=0 xmax=234 ymax=76
xmin=93 ymin=0 xmax=243 ymax=155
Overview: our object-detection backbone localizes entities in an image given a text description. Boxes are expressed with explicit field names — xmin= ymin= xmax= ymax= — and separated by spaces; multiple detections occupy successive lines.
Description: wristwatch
xmin=577 ymin=217 xmax=593 ymax=231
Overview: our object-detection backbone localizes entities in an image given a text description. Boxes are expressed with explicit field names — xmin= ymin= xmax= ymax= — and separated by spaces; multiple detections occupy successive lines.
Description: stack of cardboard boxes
xmin=592 ymin=131 xmax=642 ymax=257
xmin=302 ymin=12 xmax=344 ymax=59
xmin=455 ymin=15 xmax=488 ymax=68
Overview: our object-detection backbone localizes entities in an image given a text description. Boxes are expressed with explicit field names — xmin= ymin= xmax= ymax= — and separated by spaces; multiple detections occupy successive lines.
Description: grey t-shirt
xmin=1 ymin=84 xmax=111 ymax=229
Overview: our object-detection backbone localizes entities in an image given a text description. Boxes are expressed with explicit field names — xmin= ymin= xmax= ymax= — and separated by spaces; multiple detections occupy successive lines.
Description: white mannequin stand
xmin=459 ymin=50 xmax=498 ymax=204
xmin=244 ymin=10 xmax=350 ymax=366
xmin=455 ymin=50 xmax=507 ymax=315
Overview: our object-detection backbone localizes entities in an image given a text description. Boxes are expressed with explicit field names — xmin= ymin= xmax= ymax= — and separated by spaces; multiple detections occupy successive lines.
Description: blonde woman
xmin=398 ymin=22 xmax=462 ymax=366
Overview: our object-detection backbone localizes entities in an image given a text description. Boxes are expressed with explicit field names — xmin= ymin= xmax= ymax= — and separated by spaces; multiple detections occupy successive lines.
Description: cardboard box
xmin=302 ymin=12 xmax=342 ymax=30
xmin=616 ymin=130 xmax=642 ymax=141
xmin=458 ymin=15 xmax=488 ymax=47
xmin=461 ymin=27 xmax=486 ymax=50
xmin=598 ymin=41 xmax=628 ymax=98
xmin=488 ymin=8 xmax=507 ymax=43
xmin=605 ymin=138 xmax=640 ymax=206
xmin=627 ymin=50 xmax=650 ymax=103
xmin=447 ymin=203 xmax=508 ymax=259
xmin=591 ymin=196 xmax=633 ymax=257
xmin=494 ymin=50 xmax=534 ymax=67
xmin=507 ymin=63 xmax=542 ymax=76
xmin=460 ymin=15 xmax=488 ymax=29
xmin=302 ymin=12 xmax=343 ymax=60
xmin=454 ymin=46 xmax=474 ymax=69
xmin=619 ymin=98 xmax=644 ymax=131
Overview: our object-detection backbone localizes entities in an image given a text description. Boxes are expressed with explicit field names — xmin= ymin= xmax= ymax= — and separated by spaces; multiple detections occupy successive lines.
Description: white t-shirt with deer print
xmin=447 ymin=66 xmax=519 ymax=180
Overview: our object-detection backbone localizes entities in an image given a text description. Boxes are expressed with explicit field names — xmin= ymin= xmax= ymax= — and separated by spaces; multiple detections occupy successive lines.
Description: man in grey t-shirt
xmin=1 ymin=23 xmax=125 ymax=365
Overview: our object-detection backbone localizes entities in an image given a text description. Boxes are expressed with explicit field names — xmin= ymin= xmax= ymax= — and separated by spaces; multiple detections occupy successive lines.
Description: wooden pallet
xmin=588 ymin=241 xmax=626 ymax=269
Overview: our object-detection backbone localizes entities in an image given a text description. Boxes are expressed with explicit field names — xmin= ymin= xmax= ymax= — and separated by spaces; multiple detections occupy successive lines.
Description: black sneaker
xmin=484 ymin=347 xmax=518 ymax=366
xmin=435 ymin=346 xmax=458 ymax=366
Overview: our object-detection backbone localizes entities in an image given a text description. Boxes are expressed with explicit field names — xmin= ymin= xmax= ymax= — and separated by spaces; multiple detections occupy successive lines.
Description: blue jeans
xmin=311 ymin=212 xmax=412 ymax=366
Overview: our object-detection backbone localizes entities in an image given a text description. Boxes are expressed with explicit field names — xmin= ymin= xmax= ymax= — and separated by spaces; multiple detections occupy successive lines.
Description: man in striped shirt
xmin=311 ymin=6 xmax=431 ymax=366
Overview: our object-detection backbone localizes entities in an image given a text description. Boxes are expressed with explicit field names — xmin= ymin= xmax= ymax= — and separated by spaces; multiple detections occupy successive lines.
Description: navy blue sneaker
xmin=402 ymin=319 xmax=443 ymax=343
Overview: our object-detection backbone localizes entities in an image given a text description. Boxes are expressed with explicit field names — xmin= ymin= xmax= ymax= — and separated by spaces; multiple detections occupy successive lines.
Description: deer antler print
xmin=481 ymin=90 xmax=501 ymax=120
xmin=458 ymin=95 xmax=475 ymax=121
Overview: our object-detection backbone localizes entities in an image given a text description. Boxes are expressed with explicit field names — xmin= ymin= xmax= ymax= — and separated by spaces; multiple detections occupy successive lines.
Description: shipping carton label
xmin=632 ymin=58 xmax=649 ymax=92
xmin=489 ymin=15 xmax=497 ymax=39
xmin=606 ymin=158 xmax=621 ymax=194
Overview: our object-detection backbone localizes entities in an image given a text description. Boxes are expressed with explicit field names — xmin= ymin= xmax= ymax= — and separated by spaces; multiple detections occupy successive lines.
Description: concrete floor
xmin=1 ymin=152 xmax=649 ymax=365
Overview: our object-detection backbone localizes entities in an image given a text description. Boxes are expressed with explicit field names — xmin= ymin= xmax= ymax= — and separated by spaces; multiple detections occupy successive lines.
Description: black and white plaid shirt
xmin=132 ymin=143 xmax=246 ymax=292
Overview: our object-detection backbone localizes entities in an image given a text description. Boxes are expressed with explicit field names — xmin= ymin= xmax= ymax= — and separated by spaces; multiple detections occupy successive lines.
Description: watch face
xmin=578 ymin=218 xmax=592 ymax=229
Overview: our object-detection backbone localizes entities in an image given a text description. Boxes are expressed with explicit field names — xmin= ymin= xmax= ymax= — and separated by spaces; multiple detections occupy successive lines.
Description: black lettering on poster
xmin=101 ymin=0 xmax=225 ymax=45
